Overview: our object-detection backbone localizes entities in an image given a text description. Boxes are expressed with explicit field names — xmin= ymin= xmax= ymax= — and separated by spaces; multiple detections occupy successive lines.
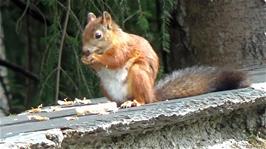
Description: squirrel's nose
xmin=82 ymin=48 xmax=91 ymax=56
xmin=83 ymin=50 xmax=91 ymax=56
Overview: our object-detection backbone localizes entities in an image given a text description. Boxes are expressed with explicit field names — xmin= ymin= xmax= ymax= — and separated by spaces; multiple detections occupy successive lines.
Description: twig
xmin=0 ymin=75 xmax=10 ymax=114
xmin=61 ymin=68 xmax=78 ymax=91
xmin=73 ymin=43 xmax=92 ymax=96
xmin=39 ymin=68 xmax=57 ymax=99
xmin=155 ymin=0 xmax=169 ymax=73
xmin=15 ymin=0 xmax=30 ymax=32
xmin=11 ymin=0 xmax=51 ymax=26
xmin=0 ymin=59 xmax=39 ymax=81
xmin=57 ymin=1 xmax=83 ymax=32
xmin=55 ymin=0 xmax=71 ymax=103
xmin=122 ymin=10 xmax=140 ymax=28
xmin=25 ymin=14 xmax=33 ymax=107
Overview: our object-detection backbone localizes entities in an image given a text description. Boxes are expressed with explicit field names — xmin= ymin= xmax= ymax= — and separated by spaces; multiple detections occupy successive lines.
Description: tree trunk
xmin=168 ymin=0 xmax=266 ymax=70
xmin=0 ymin=11 xmax=10 ymax=116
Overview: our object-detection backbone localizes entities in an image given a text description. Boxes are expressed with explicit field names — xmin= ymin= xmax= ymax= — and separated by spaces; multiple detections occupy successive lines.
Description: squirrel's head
xmin=82 ymin=11 xmax=120 ymax=56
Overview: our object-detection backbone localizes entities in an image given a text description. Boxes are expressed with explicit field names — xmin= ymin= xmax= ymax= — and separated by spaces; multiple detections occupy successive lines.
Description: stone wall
xmin=1 ymin=87 xmax=266 ymax=148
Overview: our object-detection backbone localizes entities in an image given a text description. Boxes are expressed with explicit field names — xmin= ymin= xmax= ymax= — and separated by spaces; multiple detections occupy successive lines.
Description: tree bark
xmin=0 ymin=11 xmax=10 ymax=116
xmin=168 ymin=0 xmax=266 ymax=70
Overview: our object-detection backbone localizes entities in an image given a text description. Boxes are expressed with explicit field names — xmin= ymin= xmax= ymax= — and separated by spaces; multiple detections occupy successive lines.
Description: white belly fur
xmin=97 ymin=67 xmax=129 ymax=103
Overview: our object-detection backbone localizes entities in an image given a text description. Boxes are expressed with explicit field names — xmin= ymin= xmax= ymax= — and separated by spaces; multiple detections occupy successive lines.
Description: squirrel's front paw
xmin=81 ymin=56 xmax=90 ymax=65
xmin=89 ymin=54 xmax=97 ymax=63
xmin=81 ymin=53 xmax=98 ymax=65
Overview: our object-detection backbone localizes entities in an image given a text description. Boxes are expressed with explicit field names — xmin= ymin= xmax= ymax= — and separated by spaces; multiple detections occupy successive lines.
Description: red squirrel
xmin=81 ymin=11 xmax=250 ymax=108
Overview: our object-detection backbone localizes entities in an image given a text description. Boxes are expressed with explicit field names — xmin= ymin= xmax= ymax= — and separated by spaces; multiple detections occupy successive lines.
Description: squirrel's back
xmin=155 ymin=66 xmax=250 ymax=101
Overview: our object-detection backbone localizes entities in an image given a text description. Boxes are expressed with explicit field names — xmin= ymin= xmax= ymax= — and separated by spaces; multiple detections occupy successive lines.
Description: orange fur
xmin=82 ymin=11 xmax=159 ymax=107
xmin=81 ymin=12 xmax=249 ymax=108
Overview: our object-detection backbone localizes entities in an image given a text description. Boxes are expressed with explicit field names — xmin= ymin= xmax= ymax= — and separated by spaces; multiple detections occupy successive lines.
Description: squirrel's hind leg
xmin=120 ymin=99 xmax=143 ymax=108
xmin=124 ymin=64 xmax=155 ymax=108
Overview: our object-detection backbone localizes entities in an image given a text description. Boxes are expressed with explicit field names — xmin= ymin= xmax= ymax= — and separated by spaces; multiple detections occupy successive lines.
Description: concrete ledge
xmin=1 ymin=86 xmax=266 ymax=148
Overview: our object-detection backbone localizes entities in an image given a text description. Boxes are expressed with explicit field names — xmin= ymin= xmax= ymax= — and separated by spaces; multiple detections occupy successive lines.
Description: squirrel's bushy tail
xmin=155 ymin=66 xmax=250 ymax=101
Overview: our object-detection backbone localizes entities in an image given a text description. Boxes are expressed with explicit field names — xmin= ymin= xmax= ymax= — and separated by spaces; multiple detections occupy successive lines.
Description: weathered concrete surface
xmin=0 ymin=102 xmax=117 ymax=138
xmin=1 ymin=129 xmax=64 ymax=149
xmin=0 ymin=86 xmax=266 ymax=148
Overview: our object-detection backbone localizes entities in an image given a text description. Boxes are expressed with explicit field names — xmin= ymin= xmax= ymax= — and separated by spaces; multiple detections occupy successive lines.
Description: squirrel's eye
xmin=94 ymin=31 xmax=102 ymax=39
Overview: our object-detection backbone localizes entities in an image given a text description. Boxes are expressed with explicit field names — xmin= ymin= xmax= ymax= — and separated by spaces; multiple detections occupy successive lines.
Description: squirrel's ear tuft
xmin=87 ymin=12 xmax=96 ymax=23
xmin=102 ymin=11 xmax=112 ymax=29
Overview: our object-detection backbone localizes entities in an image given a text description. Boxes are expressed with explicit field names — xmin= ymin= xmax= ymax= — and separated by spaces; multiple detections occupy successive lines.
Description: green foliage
xmin=3 ymin=0 xmax=175 ymax=112
xmin=160 ymin=0 xmax=176 ymax=53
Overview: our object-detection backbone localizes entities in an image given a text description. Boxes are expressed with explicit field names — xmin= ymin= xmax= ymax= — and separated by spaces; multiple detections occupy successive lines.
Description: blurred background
xmin=0 ymin=0 xmax=265 ymax=114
